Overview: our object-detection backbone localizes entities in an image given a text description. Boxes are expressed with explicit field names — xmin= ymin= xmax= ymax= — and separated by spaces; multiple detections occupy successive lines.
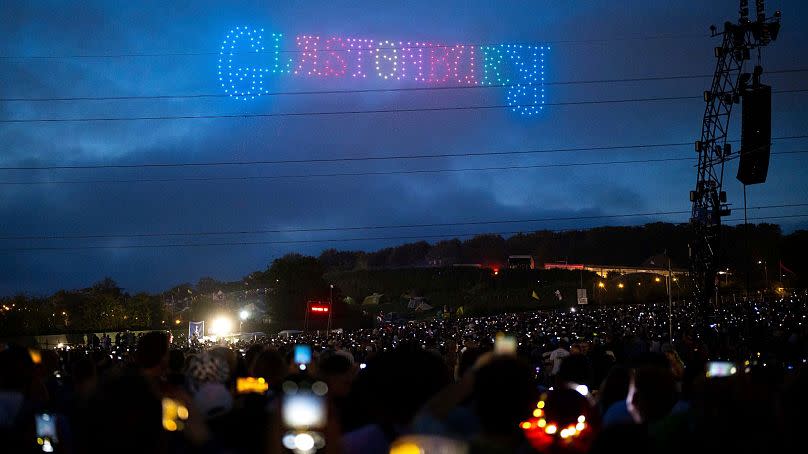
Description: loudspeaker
xmin=737 ymin=84 xmax=771 ymax=185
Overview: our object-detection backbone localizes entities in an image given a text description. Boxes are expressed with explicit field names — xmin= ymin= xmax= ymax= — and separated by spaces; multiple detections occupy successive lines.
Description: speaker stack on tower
xmin=736 ymin=83 xmax=772 ymax=185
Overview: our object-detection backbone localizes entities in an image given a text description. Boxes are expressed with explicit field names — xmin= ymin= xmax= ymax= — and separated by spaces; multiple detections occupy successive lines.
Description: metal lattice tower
xmin=690 ymin=0 xmax=781 ymax=322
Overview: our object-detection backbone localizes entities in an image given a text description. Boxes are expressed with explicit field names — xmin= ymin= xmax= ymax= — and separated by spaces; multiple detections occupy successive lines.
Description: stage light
xmin=210 ymin=316 xmax=234 ymax=336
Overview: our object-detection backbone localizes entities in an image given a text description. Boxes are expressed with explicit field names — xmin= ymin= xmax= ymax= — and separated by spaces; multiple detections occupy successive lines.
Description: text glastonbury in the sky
xmin=219 ymin=27 xmax=548 ymax=116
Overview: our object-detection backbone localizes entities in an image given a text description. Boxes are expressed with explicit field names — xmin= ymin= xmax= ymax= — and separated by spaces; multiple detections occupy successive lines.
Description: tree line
xmin=1 ymin=222 xmax=804 ymax=336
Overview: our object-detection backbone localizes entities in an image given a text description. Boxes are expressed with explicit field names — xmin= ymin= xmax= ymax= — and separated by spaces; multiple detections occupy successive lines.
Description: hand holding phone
xmin=706 ymin=361 xmax=737 ymax=378
xmin=236 ymin=376 xmax=269 ymax=394
xmin=161 ymin=398 xmax=189 ymax=432
xmin=494 ymin=333 xmax=517 ymax=355
xmin=294 ymin=345 xmax=312 ymax=370
xmin=35 ymin=413 xmax=57 ymax=452
xmin=281 ymin=391 xmax=327 ymax=451
xmin=282 ymin=393 xmax=326 ymax=429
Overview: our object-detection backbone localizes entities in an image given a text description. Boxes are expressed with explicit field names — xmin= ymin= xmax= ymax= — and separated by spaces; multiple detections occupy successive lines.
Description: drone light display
xmin=218 ymin=27 xmax=547 ymax=116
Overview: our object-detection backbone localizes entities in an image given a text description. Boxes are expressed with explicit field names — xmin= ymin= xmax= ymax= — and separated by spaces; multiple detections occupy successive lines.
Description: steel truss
xmin=690 ymin=1 xmax=780 ymax=324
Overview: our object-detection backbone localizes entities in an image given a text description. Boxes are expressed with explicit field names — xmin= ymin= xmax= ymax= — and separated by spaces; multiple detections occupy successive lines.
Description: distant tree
xmin=781 ymin=229 xmax=807 ymax=288
xmin=267 ymin=254 xmax=328 ymax=321
xmin=6 ymin=221 xmax=804 ymax=334
xmin=243 ymin=270 xmax=270 ymax=287
xmin=92 ymin=277 xmax=122 ymax=296
xmin=367 ymin=247 xmax=394 ymax=268
xmin=504 ymin=233 xmax=538 ymax=257
xmin=319 ymin=248 xmax=360 ymax=271
xmin=54 ymin=290 xmax=122 ymax=332
xmin=129 ymin=293 xmax=165 ymax=329
xmin=196 ymin=277 xmax=222 ymax=294
xmin=354 ymin=252 xmax=369 ymax=270
xmin=165 ymin=282 xmax=194 ymax=299
xmin=427 ymin=239 xmax=462 ymax=264
xmin=389 ymin=241 xmax=430 ymax=267
xmin=0 ymin=294 xmax=50 ymax=335
xmin=462 ymin=234 xmax=507 ymax=264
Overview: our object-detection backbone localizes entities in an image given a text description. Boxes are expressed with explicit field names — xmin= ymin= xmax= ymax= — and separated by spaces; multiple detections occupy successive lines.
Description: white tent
xmin=362 ymin=293 xmax=384 ymax=305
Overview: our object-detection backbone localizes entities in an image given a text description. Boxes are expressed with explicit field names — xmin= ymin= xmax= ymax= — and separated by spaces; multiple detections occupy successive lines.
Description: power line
xmin=5 ymin=144 xmax=694 ymax=171
xmin=725 ymin=213 xmax=808 ymax=223
xmin=2 ymin=150 xmax=805 ymax=185
xmin=2 ymin=135 xmax=807 ymax=172
xmin=1 ymin=212 xmax=803 ymax=252
xmin=4 ymin=68 xmax=807 ymax=103
xmin=0 ymin=33 xmax=708 ymax=60
xmin=0 ymin=211 xmax=694 ymax=241
xmin=3 ymin=88 xmax=805 ymax=124
xmin=1 ymin=203 xmax=802 ymax=242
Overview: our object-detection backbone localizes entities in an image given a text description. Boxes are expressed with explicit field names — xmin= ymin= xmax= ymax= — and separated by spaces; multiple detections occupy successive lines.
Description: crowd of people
xmin=1 ymin=296 xmax=806 ymax=453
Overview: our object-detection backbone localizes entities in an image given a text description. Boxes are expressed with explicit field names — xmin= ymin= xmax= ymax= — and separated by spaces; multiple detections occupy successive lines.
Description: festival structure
xmin=690 ymin=0 xmax=781 ymax=321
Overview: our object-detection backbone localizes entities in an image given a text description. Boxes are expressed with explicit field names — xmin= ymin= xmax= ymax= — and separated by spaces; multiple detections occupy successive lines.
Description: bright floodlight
xmin=575 ymin=384 xmax=589 ymax=396
xmin=239 ymin=310 xmax=250 ymax=320
xmin=210 ymin=317 xmax=233 ymax=336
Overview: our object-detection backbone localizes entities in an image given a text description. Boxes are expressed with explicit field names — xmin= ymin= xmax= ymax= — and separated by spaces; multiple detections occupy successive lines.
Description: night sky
xmin=1 ymin=0 xmax=806 ymax=295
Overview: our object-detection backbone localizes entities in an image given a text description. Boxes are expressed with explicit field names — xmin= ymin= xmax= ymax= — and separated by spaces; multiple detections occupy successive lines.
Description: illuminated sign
xmin=309 ymin=305 xmax=330 ymax=313
xmin=218 ymin=27 xmax=547 ymax=116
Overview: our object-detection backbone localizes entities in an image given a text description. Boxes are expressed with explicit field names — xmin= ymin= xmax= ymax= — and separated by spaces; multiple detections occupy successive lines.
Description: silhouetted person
xmin=471 ymin=356 xmax=537 ymax=453
xmin=626 ymin=366 xmax=676 ymax=424
xmin=135 ymin=331 xmax=170 ymax=381
xmin=83 ymin=370 xmax=164 ymax=454
xmin=342 ymin=347 xmax=450 ymax=453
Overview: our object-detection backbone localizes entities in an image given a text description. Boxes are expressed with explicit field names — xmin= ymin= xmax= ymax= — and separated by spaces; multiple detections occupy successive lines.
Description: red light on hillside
xmin=493 ymin=268 xmax=500 ymax=276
